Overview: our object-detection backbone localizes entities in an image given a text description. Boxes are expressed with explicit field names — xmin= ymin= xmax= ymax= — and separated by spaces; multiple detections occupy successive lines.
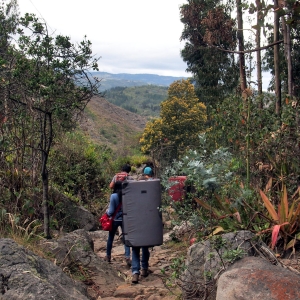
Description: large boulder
xmin=59 ymin=198 xmax=98 ymax=231
xmin=40 ymin=229 xmax=123 ymax=299
xmin=181 ymin=230 xmax=257 ymax=299
xmin=0 ymin=238 xmax=89 ymax=300
xmin=50 ymin=188 xmax=98 ymax=231
xmin=216 ymin=256 xmax=300 ymax=300
xmin=41 ymin=229 xmax=96 ymax=267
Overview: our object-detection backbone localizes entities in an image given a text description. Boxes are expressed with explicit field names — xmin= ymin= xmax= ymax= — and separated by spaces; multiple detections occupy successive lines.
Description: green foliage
xmin=0 ymin=127 xmax=118 ymax=233
xmin=161 ymin=255 xmax=186 ymax=288
xmin=180 ymin=1 xmax=239 ymax=108
xmin=0 ymin=8 xmax=101 ymax=237
xmin=162 ymin=134 xmax=239 ymax=199
xmin=208 ymin=93 xmax=300 ymax=191
xmin=160 ymin=133 xmax=258 ymax=235
xmin=168 ymin=198 xmax=201 ymax=227
xmin=50 ymin=131 xmax=113 ymax=206
xmin=129 ymin=155 xmax=149 ymax=168
xmin=162 ymin=90 xmax=300 ymax=249
xmin=140 ymin=79 xmax=207 ymax=167
xmin=209 ymin=236 xmax=245 ymax=268
xmin=222 ymin=248 xmax=245 ymax=264
xmin=104 ymin=85 xmax=168 ymax=117
xmin=169 ymin=256 xmax=186 ymax=280
xmin=210 ymin=235 xmax=227 ymax=251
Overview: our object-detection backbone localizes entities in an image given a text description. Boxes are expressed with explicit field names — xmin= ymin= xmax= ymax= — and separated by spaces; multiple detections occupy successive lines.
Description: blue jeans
xmin=131 ymin=246 xmax=150 ymax=274
xmin=106 ymin=220 xmax=131 ymax=258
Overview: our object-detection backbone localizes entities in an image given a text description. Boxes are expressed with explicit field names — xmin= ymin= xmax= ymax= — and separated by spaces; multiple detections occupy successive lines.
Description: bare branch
xmin=209 ymin=39 xmax=284 ymax=54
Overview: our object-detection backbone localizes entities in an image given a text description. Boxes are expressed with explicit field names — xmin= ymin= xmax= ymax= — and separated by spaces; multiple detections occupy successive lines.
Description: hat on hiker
xmin=143 ymin=167 xmax=153 ymax=176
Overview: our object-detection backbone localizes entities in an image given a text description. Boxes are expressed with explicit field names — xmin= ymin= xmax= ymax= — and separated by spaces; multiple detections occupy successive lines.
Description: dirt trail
xmin=92 ymin=231 xmax=182 ymax=300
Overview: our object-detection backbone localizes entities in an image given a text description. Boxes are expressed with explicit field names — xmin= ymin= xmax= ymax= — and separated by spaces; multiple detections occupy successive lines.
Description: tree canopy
xmin=140 ymin=79 xmax=207 ymax=164
xmin=0 ymin=2 xmax=101 ymax=238
xmin=180 ymin=0 xmax=239 ymax=108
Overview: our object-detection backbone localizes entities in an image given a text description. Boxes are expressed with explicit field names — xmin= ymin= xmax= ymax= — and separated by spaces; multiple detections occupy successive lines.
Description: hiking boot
xmin=132 ymin=273 xmax=139 ymax=284
xmin=141 ymin=269 xmax=149 ymax=277
xmin=104 ymin=255 xmax=111 ymax=263
xmin=125 ymin=257 xmax=132 ymax=267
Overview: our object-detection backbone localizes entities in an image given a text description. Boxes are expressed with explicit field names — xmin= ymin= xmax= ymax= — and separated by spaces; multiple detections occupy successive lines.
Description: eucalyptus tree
xmin=255 ymin=0 xmax=263 ymax=100
xmin=264 ymin=1 xmax=300 ymax=101
xmin=273 ymin=0 xmax=282 ymax=113
xmin=236 ymin=0 xmax=247 ymax=93
xmin=180 ymin=0 xmax=239 ymax=111
xmin=7 ymin=13 xmax=101 ymax=238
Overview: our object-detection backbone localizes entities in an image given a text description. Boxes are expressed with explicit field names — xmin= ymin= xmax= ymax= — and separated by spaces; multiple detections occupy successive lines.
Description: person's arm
xmin=109 ymin=175 xmax=116 ymax=189
xmin=106 ymin=194 xmax=117 ymax=217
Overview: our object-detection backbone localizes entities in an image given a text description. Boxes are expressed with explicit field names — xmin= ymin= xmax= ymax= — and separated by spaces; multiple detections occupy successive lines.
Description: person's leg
xmin=124 ymin=245 xmax=131 ymax=258
xmin=131 ymin=246 xmax=141 ymax=274
xmin=124 ymin=245 xmax=131 ymax=267
xmin=118 ymin=222 xmax=131 ymax=266
xmin=106 ymin=221 xmax=119 ymax=260
xmin=141 ymin=247 xmax=150 ymax=276
xmin=131 ymin=246 xmax=140 ymax=283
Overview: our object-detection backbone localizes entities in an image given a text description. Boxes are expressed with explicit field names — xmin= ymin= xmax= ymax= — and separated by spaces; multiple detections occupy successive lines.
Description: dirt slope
xmin=79 ymin=96 xmax=149 ymax=151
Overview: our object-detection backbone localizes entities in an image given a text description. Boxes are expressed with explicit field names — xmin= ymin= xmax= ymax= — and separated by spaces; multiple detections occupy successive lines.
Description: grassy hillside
xmin=79 ymin=96 xmax=148 ymax=154
xmin=103 ymin=85 xmax=168 ymax=117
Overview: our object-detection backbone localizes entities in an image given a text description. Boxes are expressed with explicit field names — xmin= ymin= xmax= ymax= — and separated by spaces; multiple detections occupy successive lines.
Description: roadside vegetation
xmin=1 ymin=0 xmax=300 ymax=295
xmin=140 ymin=0 xmax=300 ymax=262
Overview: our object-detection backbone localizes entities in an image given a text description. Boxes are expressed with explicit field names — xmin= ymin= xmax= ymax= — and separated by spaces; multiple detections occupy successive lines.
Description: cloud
xmin=18 ymin=0 xmax=190 ymax=77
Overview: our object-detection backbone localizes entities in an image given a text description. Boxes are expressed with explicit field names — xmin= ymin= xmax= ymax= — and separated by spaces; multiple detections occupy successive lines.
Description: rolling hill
xmin=79 ymin=95 xmax=148 ymax=152
xmin=103 ymin=85 xmax=168 ymax=117
xmin=79 ymin=72 xmax=190 ymax=151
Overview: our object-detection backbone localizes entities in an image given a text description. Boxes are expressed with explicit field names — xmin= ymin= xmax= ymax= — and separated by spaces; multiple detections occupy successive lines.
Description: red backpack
xmin=115 ymin=172 xmax=128 ymax=182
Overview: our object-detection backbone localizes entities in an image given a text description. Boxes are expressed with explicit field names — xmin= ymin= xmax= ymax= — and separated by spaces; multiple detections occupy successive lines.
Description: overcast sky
xmin=18 ymin=0 xmax=191 ymax=78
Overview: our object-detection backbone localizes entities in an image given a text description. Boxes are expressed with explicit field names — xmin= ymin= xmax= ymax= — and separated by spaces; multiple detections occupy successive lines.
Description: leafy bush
xmin=208 ymin=93 xmax=300 ymax=193
xmin=50 ymin=131 xmax=114 ymax=206
xmin=161 ymin=135 xmax=245 ymax=232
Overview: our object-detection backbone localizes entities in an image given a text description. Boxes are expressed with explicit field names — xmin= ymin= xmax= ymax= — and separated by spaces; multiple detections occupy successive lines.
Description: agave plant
xmin=194 ymin=194 xmax=242 ymax=235
xmin=259 ymin=185 xmax=300 ymax=250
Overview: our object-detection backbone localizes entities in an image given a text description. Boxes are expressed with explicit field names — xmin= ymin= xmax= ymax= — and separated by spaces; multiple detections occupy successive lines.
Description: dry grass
xmin=0 ymin=212 xmax=50 ymax=259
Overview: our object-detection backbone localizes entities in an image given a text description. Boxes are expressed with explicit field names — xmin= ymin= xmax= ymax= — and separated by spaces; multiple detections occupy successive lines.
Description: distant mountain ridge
xmin=90 ymin=72 xmax=189 ymax=91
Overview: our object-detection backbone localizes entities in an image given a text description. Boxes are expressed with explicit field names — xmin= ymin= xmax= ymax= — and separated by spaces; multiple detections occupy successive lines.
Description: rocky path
xmin=92 ymin=231 xmax=183 ymax=300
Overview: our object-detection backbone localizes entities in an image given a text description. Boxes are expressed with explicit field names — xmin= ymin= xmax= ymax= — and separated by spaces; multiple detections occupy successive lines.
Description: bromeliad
xmin=259 ymin=185 xmax=300 ymax=250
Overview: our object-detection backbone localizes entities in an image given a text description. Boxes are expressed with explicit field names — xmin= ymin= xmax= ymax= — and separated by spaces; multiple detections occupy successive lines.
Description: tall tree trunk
xmin=274 ymin=0 xmax=281 ymax=115
xmin=41 ymin=112 xmax=53 ymax=239
xmin=281 ymin=13 xmax=293 ymax=97
xmin=285 ymin=23 xmax=293 ymax=96
xmin=236 ymin=0 xmax=247 ymax=93
xmin=42 ymin=154 xmax=51 ymax=239
xmin=256 ymin=0 xmax=263 ymax=108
